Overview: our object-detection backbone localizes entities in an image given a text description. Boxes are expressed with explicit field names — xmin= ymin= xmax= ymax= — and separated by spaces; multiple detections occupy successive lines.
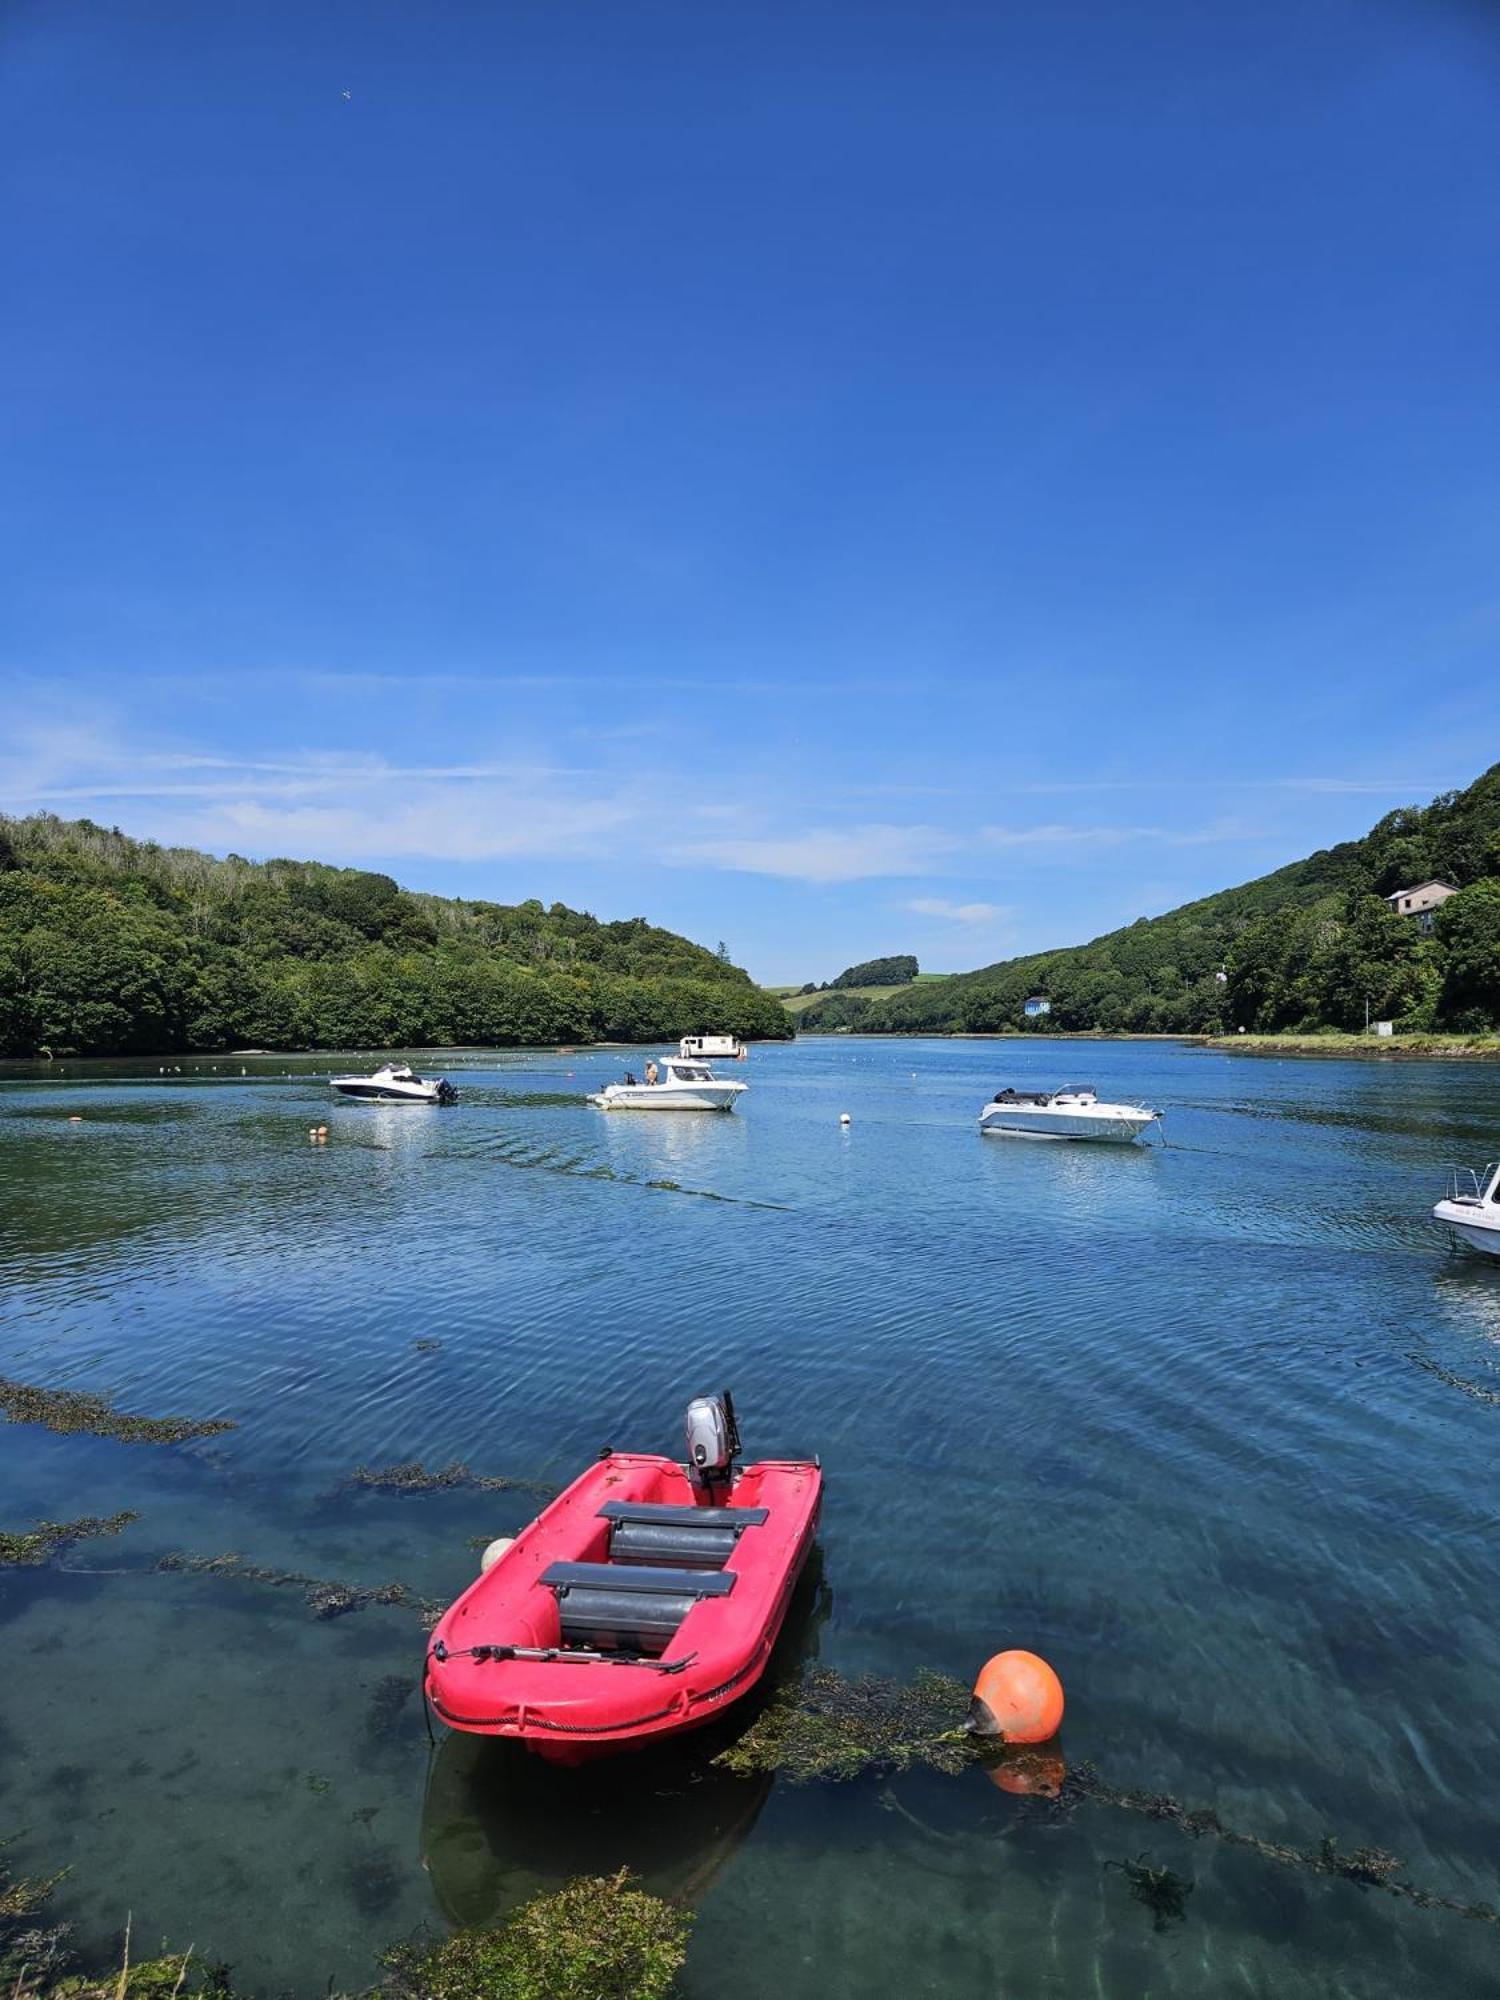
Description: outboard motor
xmin=684 ymin=1390 xmax=741 ymax=1501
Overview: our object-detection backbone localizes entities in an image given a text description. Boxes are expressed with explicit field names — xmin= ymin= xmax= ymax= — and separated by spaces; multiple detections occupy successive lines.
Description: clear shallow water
xmin=3 ymin=1037 xmax=1500 ymax=1997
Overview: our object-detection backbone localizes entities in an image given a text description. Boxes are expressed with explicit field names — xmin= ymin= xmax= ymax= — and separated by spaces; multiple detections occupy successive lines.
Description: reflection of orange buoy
xmin=966 ymin=1650 xmax=1064 ymax=1744
xmin=985 ymin=1743 xmax=1066 ymax=1798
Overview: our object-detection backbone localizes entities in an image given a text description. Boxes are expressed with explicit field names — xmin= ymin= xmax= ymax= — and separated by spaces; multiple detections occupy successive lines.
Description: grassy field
xmin=766 ymin=973 xmax=952 ymax=1017
xmin=1201 ymin=1032 xmax=1500 ymax=1060
xmin=772 ymin=983 xmax=910 ymax=1016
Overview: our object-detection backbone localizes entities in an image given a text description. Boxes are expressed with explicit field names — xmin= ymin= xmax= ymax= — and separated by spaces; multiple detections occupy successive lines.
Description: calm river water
xmin=3 ymin=1037 xmax=1499 ymax=1997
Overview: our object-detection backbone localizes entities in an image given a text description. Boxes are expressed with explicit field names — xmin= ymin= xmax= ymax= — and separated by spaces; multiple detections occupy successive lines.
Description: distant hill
xmin=830 ymin=953 xmax=918 ymax=989
xmin=0 ymin=814 xmax=792 ymax=1057
xmin=798 ymin=765 xmax=1500 ymax=1036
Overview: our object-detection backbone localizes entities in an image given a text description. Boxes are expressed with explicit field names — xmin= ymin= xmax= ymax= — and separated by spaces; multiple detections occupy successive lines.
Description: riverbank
xmin=1197 ymin=1032 xmax=1500 ymax=1060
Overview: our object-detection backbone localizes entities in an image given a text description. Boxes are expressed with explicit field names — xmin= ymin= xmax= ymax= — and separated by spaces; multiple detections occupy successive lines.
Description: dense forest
xmin=797 ymin=764 xmax=1500 ymax=1036
xmin=0 ymin=816 xmax=792 ymax=1057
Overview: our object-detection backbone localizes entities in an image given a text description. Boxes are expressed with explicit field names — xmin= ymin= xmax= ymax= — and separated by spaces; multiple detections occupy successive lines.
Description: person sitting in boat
xmin=623 ymin=1070 xmax=638 ymax=1086
xmin=645 ymin=1061 xmax=659 ymax=1086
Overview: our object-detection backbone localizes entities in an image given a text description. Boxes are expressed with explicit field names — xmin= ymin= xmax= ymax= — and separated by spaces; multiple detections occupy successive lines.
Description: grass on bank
xmin=1201 ymin=1032 xmax=1500 ymax=1059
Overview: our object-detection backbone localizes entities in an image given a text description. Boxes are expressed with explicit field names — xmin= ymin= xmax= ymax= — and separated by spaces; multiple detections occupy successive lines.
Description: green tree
xmin=1434 ymin=880 xmax=1500 ymax=1027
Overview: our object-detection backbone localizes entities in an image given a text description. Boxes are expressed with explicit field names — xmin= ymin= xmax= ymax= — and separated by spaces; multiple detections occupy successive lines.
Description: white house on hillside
xmin=1385 ymin=880 xmax=1458 ymax=934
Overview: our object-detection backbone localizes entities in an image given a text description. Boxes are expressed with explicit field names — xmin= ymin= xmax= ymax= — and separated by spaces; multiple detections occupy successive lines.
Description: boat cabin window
xmin=672 ymin=1063 xmax=710 ymax=1081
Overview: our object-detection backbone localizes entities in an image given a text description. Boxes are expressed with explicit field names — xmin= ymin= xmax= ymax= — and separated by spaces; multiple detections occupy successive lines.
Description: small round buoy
xmin=479 ymin=1536 xmax=515 ymax=1573
xmin=966 ymin=1650 xmax=1064 ymax=1744
xmin=840 ymin=1112 xmax=851 ymax=1125
xmin=308 ymin=1127 xmax=318 ymax=1139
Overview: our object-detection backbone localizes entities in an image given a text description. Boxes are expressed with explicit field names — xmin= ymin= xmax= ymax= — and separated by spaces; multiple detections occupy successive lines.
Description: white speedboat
xmin=679 ymin=1034 xmax=746 ymax=1062
xmin=589 ymin=1056 xmax=747 ymax=1113
xmin=1433 ymin=1164 xmax=1500 ymax=1259
xmin=979 ymin=1084 xmax=1160 ymax=1144
xmin=329 ymin=1062 xmax=457 ymax=1105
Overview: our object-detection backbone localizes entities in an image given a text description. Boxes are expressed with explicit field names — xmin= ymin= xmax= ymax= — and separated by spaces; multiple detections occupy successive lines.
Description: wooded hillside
xmin=797 ymin=765 xmax=1500 ymax=1036
xmin=0 ymin=815 xmax=792 ymax=1057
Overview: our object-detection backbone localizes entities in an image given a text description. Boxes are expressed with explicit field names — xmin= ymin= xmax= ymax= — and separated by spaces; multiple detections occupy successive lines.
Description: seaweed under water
xmin=154 ymin=1552 xmax=441 ymax=1623
xmin=0 ymin=1513 xmax=138 ymax=1567
xmin=1407 ymin=1353 xmax=1500 ymax=1407
xmin=713 ymin=1668 xmax=973 ymax=1782
xmin=1109 ymin=1853 xmax=1194 ymax=1931
xmin=0 ymin=1379 xmax=235 ymax=1445
xmin=345 ymin=1460 xmax=554 ymax=1498
xmin=717 ymin=1669 xmax=1500 ymax=1928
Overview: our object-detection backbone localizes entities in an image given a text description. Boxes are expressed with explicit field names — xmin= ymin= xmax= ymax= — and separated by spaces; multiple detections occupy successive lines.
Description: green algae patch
xmin=0 ymin=1512 xmax=138 ymax=1567
xmin=0 ymin=1379 xmax=235 ymax=1446
xmin=347 ymin=1460 xmax=555 ymax=1498
xmin=714 ymin=1667 xmax=973 ymax=1782
xmin=388 ymin=1869 xmax=692 ymax=2000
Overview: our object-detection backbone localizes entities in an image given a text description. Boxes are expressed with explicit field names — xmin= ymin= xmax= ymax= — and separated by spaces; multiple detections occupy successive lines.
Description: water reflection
xmin=1430 ymin=1261 xmax=1500 ymax=1347
xmin=422 ymin=1729 xmax=776 ymax=1924
xmin=588 ymin=1101 xmax=751 ymax=1185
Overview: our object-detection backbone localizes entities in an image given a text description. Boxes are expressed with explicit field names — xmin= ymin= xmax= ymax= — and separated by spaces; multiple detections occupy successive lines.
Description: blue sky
xmin=3 ymin=0 xmax=1498 ymax=983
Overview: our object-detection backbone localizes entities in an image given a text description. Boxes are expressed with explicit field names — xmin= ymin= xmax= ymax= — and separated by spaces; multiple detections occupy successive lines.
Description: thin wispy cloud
xmin=678 ymin=825 xmax=960 ymax=884
xmin=907 ymin=898 xmax=1010 ymax=924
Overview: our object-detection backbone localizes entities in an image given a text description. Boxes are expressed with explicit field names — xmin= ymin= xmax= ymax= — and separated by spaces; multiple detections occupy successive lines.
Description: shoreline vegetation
xmin=1198 ymin=1031 xmax=1500 ymax=1059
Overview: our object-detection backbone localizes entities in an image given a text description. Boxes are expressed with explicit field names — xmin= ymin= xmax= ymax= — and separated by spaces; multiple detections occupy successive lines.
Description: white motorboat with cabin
xmin=329 ymin=1062 xmax=457 ymax=1105
xmin=1433 ymin=1164 xmax=1500 ymax=1260
xmin=979 ymin=1084 xmax=1160 ymax=1144
xmin=678 ymin=1034 xmax=747 ymax=1062
xmin=589 ymin=1056 xmax=747 ymax=1113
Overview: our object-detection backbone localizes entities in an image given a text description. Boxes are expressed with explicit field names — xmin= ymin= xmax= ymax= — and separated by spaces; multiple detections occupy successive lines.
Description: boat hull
xmin=589 ymin=1086 xmax=745 ymax=1112
xmin=330 ymin=1080 xmax=445 ymax=1103
xmin=980 ymin=1108 xmax=1158 ymax=1143
xmin=425 ymin=1453 xmax=820 ymax=1760
xmin=1433 ymin=1201 xmax=1500 ymax=1259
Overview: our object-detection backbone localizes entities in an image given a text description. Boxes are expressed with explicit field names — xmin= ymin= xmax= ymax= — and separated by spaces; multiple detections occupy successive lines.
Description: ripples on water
xmin=3 ymin=1039 xmax=1500 ymax=1996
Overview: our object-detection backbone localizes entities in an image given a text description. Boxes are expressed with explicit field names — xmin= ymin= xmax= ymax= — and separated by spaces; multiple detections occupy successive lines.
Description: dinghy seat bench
xmin=598 ymin=1499 xmax=769 ymax=1571
xmin=541 ymin=1560 xmax=737 ymax=1656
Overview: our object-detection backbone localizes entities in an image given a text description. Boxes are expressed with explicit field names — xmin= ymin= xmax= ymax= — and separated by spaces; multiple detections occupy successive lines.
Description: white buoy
xmin=840 ymin=1112 xmax=851 ymax=1125
xmin=480 ymin=1536 xmax=516 ymax=1573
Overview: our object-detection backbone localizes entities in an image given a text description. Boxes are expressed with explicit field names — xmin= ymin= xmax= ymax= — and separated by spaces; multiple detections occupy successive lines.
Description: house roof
xmin=1385 ymin=880 xmax=1458 ymax=900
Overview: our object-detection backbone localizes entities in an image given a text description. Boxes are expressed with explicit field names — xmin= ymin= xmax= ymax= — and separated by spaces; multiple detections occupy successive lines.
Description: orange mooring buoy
xmin=966 ymin=1649 xmax=1064 ymax=1744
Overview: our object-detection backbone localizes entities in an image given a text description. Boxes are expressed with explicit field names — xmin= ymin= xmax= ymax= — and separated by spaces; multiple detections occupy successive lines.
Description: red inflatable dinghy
xmin=425 ymin=1393 xmax=820 ymax=1759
